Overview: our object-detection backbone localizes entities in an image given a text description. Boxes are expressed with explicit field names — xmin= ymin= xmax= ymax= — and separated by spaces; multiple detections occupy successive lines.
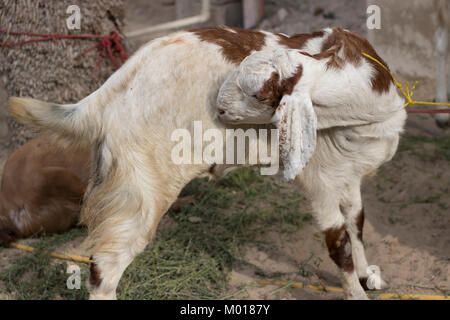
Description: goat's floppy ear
xmin=271 ymin=49 xmax=303 ymax=79
xmin=270 ymin=92 xmax=317 ymax=180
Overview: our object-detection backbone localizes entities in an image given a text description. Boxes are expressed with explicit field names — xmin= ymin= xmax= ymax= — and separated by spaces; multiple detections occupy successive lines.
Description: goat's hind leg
xmin=83 ymin=181 xmax=173 ymax=300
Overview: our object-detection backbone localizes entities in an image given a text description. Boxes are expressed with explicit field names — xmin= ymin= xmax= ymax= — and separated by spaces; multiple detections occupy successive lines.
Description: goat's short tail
xmin=8 ymin=97 xmax=57 ymax=129
xmin=8 ymin=96 xmax=101 ymax=146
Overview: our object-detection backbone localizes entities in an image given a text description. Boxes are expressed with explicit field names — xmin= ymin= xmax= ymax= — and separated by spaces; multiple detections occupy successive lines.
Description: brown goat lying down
xmin=0 ymin=136 xmax=90 ymax=244
xmin=0 ymin=136 xmax=195 ymax=244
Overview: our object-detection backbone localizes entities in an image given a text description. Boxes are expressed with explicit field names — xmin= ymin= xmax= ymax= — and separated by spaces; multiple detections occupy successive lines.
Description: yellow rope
xmin=361 ymin=52 xmax=450 ymax=108
xmin=9 ymin=242 xmax=92 ymax=264
xmin=256 ymin=280 xmax=450 ymax=300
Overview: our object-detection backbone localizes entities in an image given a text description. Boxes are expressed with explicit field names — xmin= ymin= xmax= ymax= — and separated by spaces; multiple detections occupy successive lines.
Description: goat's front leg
xmin=312 ymin=195 xmax=368 ymax=300
xmin=340 ymin=183 xmax=387 ymax=291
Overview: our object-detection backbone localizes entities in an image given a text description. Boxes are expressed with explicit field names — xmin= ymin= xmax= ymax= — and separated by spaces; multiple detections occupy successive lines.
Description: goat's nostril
xmin=218 ymin=109 xmax=225 ymax=115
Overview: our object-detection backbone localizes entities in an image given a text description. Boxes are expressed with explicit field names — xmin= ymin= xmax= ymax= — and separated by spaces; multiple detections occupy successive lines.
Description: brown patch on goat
xmin=324 ymin=226 xmax=354 ymax=273
xmin=89 ymin=258 xmax=102 ymax=287
xmin=280 ymin=65 xmax=303 ymax=96
xmin=257 ymin=65 xmax=303 ymax=108
xmin=257 ymin=71 xmax=281 ymax=108
xmin=359 ymin=277 xmax=370 ymax=291
xmin=317 ymin=28 xmax=392 ymax=93
xmin=276 ymin=30 xmax=325 ymax=49
xmin=191 ymin=27 xmax=266 ymax=65
xmin=356 ymin=207 xmax=365 ymax=242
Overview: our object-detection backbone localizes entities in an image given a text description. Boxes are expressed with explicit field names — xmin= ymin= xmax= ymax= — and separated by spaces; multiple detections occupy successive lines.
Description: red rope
xmin=0 ymin=29 xmax=128 ymax=72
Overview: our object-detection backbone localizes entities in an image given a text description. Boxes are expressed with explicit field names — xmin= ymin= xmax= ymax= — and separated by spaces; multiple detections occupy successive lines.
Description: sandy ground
xmin=0 ymin=0 xmax=448 ymax=300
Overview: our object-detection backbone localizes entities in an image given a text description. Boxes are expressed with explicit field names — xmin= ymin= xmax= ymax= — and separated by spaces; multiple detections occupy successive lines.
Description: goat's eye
xmin=252 ymin=94 xmax=266 ymax=102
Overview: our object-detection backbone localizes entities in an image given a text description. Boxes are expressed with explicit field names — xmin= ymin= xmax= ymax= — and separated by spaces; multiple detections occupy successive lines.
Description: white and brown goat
xmin=8 ymin=27 xmax=406 ymax=299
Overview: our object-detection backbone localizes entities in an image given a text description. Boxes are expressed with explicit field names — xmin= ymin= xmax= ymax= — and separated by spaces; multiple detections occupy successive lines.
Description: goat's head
xmin=217 ymin=49 xmax=304 ymax=124
xmin=217 ymin=49 xmax=317 ymax=180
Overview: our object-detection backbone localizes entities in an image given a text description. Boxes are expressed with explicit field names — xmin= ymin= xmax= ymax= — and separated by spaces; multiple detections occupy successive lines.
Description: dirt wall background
xmin=367 ymin=0 xmax=450 ymax=78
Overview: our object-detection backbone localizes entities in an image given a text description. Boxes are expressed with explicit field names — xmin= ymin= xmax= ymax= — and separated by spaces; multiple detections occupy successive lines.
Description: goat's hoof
xmin=359 ymin=276 xmax=388 ymax=291
xmin=348 ymin=290 xmax=369 ymax=300
xmin=348 ymin=294 xmax=369 ymax=300
xmin=89 ymin=292 xmax=117 ymax=300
